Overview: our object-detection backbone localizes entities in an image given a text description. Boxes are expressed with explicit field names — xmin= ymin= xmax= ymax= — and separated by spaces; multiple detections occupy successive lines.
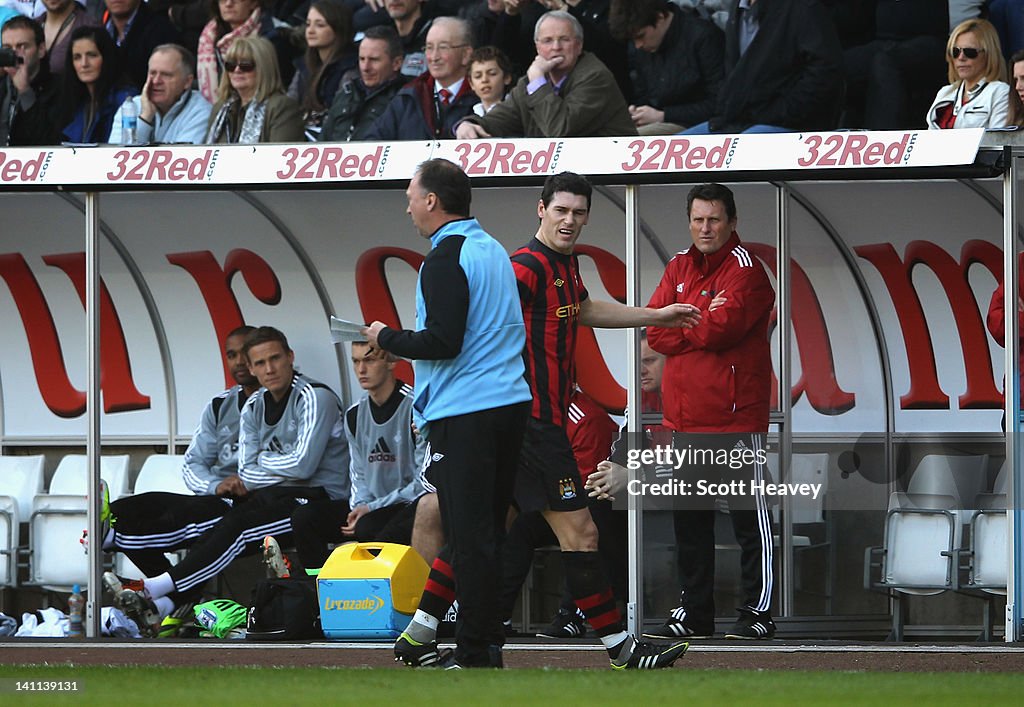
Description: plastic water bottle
xmin=120 ymin=96 xmax=138 ymax=145
xmin=68 ymin=584 xmax=84 ymax=638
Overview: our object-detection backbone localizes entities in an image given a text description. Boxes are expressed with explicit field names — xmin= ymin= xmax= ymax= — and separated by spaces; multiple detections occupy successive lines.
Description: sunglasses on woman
xmin=951 ymin=46 xmax=984 ymax=59
xmin=225 ymin=60 xmax=256 ymax=73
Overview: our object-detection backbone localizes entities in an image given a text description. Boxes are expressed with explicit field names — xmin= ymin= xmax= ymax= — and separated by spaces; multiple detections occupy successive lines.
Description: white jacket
xmin=926 ymin=78 xmax=1010 ymax=130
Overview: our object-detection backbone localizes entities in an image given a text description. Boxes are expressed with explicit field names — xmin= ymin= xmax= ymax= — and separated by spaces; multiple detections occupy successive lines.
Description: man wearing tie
xmin=366 ymin=16 xmax=476 ymax=140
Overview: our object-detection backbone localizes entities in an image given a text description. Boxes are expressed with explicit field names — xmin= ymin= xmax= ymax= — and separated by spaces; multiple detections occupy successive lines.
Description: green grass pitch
xmin=1 ymin=665 xmax=1022 ymax=705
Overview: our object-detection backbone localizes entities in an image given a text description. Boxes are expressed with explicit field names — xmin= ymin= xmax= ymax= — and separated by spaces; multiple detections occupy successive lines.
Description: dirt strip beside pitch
xmin=1 ymin=642 xmax=1023 ymax=672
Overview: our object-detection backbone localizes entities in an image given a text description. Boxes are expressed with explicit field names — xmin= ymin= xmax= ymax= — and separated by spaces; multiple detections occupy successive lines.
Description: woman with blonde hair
xmin=205 ymin=36 xmax=304 ymax=143
xmin=927 ymin=18 xmax=1010 ymax=129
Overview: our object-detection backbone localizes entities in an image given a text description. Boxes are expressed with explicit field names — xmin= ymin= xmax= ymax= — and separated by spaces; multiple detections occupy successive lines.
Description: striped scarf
xmin=205 ymin=95 xmax=268 ymax=144
xmin=196 ymin=8 xmax=263 ymax=103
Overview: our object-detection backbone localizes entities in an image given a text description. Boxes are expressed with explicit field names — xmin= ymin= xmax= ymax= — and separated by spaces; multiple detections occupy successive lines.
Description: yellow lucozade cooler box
xmin=317 ymin=542 xmax=429 ymax=639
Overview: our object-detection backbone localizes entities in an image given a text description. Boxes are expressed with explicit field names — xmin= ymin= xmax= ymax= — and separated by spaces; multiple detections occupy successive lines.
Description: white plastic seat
xmin=993 ymin=460 xmax=1007 ymax=495
xmin=28 ymin=454 xmax=131 ymax=590
xmin=0 ymin=455 xmax=45 ymax=587
xmin=970 ymin=512 xmax=1003 ymax=594
xmin=114 ymin=454 xmax=189 ymax=580
xmin=952 ymin=493 xmax=1008 ymax=640
xmin=969 ymin=497 xmax=1007 ymax=595
xmin=0 ymin=454 xmax=46 ymax=521
xmin=881 ymin=492 xmax=962 ymax=593
xmin=48 ymin=454 xmax=131 ymax=498
xmin=787 ymin=453 xmax=832 ymax=608
xmin=132 ymin=454 xmax=189 ymax=495
xmin=0 ymin=496 xmax=17 ymax=588
xmin=864 ymin=492 xmax=962 ymax=640
xmin=907 ymin=454 xmax=987 ymax=512
xmin=789 ymin=453 xmax=828 ymax=525
xmin=29 ymin=494 xmax=89 ymax=589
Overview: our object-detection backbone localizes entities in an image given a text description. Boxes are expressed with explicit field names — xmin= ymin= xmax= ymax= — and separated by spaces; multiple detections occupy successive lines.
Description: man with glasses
xmin=455 ymin=10 xmax=635 ymax=138
xmin=366 ymin=16 xmax=476 ymax=140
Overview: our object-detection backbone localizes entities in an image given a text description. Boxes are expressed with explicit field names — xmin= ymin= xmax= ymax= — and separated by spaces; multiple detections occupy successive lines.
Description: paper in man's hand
xmin=330 ymin=316 xmax=368 ymax=344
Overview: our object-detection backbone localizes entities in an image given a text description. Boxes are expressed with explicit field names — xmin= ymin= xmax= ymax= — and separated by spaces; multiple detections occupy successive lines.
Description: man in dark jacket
xmin=321 ymin=24 xmax=407 ymax=142
xmin=387 ymin=0 xmax=435 ymax=79
xmin=365 ymin=16 xmax=476 ymax=141
xmin=609 ymin=0 xmax=724 ymax=134
xmin=687 ymin=0 xmax=842 ymax=134
xmin=104 ymin=0 xmax=182 ymax=90
xmin=0 ymin=15 xmax=62 ymax=146
xmin=840 ymin=0 xmax=948 ymax=129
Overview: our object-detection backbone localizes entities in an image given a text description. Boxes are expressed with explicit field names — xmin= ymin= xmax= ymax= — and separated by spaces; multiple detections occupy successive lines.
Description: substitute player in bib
xmin=394 ymin=171 xmax=701 ymax=670
xmin=286 ymin=340 xmax=426 ymax=572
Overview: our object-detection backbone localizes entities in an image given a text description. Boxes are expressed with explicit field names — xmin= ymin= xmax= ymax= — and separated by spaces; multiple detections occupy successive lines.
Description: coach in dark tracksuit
xmin=365 ymin=158 xmax=531 ymax=669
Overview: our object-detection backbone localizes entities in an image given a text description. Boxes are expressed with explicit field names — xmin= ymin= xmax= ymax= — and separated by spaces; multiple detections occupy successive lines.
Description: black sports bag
xmin=246 ymin=577 xmax=322 ymax=641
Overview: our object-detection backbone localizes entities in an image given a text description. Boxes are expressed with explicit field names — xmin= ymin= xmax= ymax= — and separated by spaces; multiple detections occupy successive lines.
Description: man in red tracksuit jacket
xmin=645 ymin=182 xmax=777 ymax=640
xmin=986 ymin=254 xmax=1024 ymax=431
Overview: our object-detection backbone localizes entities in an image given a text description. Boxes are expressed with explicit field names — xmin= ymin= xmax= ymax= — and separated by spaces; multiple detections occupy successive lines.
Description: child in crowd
xmin=467 ymin=46 xmax=513 ymax=117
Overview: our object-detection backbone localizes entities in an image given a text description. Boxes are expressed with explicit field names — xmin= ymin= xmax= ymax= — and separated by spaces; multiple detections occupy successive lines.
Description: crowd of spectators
xmin=3 ymin=0 xmax=1024 ymax=147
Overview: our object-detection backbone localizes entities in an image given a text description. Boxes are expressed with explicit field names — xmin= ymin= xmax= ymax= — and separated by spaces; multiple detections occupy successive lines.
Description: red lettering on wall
xmin=575 ymin=245 xmax=629 ymax=413
xmin=43 ymin=253 xmax=151 ymax=414
xmin=576 ymin=245 xmax=626 ymax=302
xmin=856 ymin=240 xmax=1002 ymax=409
xmin=355 ymin=247 xmax=424 ymax=383
xmin=166 ymin=249 xmax=282 ymax=387
xmin=744 ymin=244 xmax=856 ymax=415
xmin=0 ymin=254 xmax=86 ymax=417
